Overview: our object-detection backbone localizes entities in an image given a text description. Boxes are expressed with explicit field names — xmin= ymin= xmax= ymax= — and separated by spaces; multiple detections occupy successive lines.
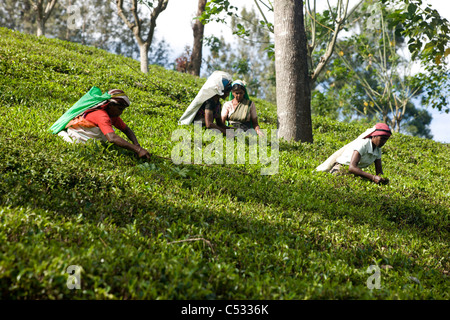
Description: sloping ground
xmin=0 ymin=27 xmax=448 ymax=299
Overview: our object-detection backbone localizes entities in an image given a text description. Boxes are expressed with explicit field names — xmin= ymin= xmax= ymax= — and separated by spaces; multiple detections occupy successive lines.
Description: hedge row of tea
xmin=0 ymin=28 xmax=448 ymax=299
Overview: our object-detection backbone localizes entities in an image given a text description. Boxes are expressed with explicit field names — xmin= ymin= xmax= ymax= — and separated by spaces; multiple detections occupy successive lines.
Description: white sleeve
xmin=221 ymin=101 xmax=231 ymax=118
xmin=352 ymin=138 xmax=368 ymax=156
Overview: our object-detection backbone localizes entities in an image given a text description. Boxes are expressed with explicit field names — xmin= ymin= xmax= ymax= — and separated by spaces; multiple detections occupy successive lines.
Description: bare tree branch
xmin=43 ymin=0 xmax=57 ymax=21
xmin=309 ymin=0 xmax=363 ymax=82
xmin=115 ymin=0 xmax=169 ymax=72
xmin=116 ymin=0 xmax=136 ymax=31
xmin=30 ymin=0 xmax=58 ymax=36
xmin=145 ymin=0 xmax=168 ymax=45
xmin=253 ymin=0 xmax=273 ymax=33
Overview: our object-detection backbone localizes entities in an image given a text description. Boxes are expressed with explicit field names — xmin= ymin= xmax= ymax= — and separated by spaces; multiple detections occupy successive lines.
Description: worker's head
xmin=106 ymin=89 xmax=130 ymax=117
xmin=231 ymin=86 xmax=246 ymax=102
xmin=222 ymin=78 xmax=233 ymax=99
xmin=229 ymin=80 xmax=249 ymax=102
xmin=369 ymin=123 xmax=392 ymax=148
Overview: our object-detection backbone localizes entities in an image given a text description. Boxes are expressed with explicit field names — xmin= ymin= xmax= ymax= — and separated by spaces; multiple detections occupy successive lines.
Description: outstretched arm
xmin=105 ymin=130 xmax=151 ymax=160
xmin=121 ymin=126 xmax=140 ymax=146
xmin=251 ymin=115 xmax=263 ymax=136
xmin=349 ymin=150 xmax=387 ymax=184
xmin=374 ymin=159 xmax=383 ymax=175
xmin=374 ymin=159 xmax=389 ymax=184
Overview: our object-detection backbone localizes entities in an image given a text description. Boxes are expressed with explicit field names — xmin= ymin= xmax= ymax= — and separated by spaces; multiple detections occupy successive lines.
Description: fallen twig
xmin=168 ymin=237 xmax=216 ymax=255
xmin=99 ymin=236 xmax=108 ymax=248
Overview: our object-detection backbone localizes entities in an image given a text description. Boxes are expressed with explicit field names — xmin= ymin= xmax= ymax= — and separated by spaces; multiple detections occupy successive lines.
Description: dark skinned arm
xmin=251 ymin=115 xmax=263 ymax=136
xmin=204 ymin=109 xmax=231 ymax=136
xmin=374 ymin=158 xmax=389 ymax=184
xmin=348 ymin=150 xmax=388 ymax=184
xmin=374 ymin=158 xmax=383 ymax=175
xmin=121 ymin=126 xmax=140 ymax=146
xmin=105 ymin=130 xmax=151 ymax=160
xmin=249 ymin=101 xmax=263 ymax=136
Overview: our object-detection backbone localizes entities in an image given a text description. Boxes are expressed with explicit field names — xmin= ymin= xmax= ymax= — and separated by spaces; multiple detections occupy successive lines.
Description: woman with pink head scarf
xmin=316 ymin=123 xmax=392 ymax=184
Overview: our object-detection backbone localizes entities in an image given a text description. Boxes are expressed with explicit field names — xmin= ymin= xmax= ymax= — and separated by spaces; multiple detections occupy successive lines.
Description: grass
xmin=0 ymin=27 xmax=448 ymax=300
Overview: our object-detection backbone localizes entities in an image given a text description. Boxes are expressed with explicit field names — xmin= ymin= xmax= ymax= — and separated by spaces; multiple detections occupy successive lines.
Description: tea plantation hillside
xmin=0 ymin=27 xmax=448 ymax=300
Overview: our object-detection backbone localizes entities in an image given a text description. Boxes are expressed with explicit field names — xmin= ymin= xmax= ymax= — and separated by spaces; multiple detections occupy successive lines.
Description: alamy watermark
xmin=366 ymin=265 xmax=381 ymax=290
xmin=365 ymin=2 xmax=382 ymax=30
xmin=66 ymin=265 xmax=82 ymax=290
xmin=66 ymin=6 xmax=82 ymax=31
xmin=171 ymin=122 xmax=279 ymax=175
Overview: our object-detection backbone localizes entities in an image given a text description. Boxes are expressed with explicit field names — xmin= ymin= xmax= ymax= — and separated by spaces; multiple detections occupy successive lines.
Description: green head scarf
xmin=228 ymin=80 xmax=250 ymax=101
xmin=49 ymin=87 xmax=130 ymax=134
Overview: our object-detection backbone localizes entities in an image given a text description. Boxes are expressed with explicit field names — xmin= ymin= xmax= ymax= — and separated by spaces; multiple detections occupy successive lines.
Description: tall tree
xmin=199 ymin=0 xmax=362 ymax=142
xmin=312 ymin=1 xmax=434 ymax=138
xmin=336 ymin=2 xmax=423 ymax=132
xmin=30 ymin=0 xmax=58 ymax=36
xmin=187 ymin=0 xmax=207 ymax=76
xmin=274 ymin=0 xmax=312 ymax=142
xmin=202 ymin=7 xmax=275 ymax=102
xmin=116 ymin=0 xmax=169 ymax=73
xmin=380 ymin=0 xmax=450 ymax=113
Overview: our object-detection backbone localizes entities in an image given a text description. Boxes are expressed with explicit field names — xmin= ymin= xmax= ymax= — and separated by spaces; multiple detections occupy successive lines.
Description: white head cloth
xmin=178 ymin=71 xmax=232 ymax=125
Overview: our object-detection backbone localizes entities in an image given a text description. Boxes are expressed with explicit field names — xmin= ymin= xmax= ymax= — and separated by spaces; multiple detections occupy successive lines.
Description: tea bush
xmin=0 ymin=28 xmax=448 ymax=299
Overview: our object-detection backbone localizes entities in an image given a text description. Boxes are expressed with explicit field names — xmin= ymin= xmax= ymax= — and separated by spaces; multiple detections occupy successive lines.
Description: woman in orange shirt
xmin=63 ymin=89 xmax=151 ymax=160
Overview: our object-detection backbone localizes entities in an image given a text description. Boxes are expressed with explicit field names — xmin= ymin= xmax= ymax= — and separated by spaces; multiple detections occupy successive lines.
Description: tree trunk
xmin=116 ymin=0 xmax=168 ymax=74
xmin=36 ymin=19 xmax=45 ymax=37
xmin=32 ymin=0 xmax=57 ymax=37
xmin=187 ymin=0 xmax=207 ymax=76
xmin=274 ymin=0 xmax=313 ymax=143
xmin=139 ymin=43 xmax=150 ymax=73
xmin=33 ymin=0 xmax=45 ymax=37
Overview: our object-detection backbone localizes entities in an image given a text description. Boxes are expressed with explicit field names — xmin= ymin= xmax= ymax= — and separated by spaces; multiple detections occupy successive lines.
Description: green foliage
xmin=198 ymin=0 xmax=239 ymax=25
xmin=314 ymin=2 xmax=434 ymax=138
xmin=381 ymin=0 xmax=450 ymax=112
xmin=382 ymin=0 xmax=450 ymax=64
xmin=0 ymin=28 xmax=449 ymax=300
xmin=203 ymin=7 xmax=276 ymax=103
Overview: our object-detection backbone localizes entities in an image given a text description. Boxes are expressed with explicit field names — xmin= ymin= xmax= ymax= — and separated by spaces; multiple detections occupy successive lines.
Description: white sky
xmin=154 ymin=0 xmax=450 ymax=143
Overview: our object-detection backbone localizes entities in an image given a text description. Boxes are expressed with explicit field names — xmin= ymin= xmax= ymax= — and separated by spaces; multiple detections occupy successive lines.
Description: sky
xmin=153 ymin=0 xmax=450 ymax=143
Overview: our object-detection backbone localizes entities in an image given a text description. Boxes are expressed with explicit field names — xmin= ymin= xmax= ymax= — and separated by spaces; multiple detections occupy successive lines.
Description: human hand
xmin=372 ymin=175 xmax=389 ymax=185
xmin=137 ymin=147 xmax=151 ymax=160
xmin=256 ymin=129 xmax=264 ymax=136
